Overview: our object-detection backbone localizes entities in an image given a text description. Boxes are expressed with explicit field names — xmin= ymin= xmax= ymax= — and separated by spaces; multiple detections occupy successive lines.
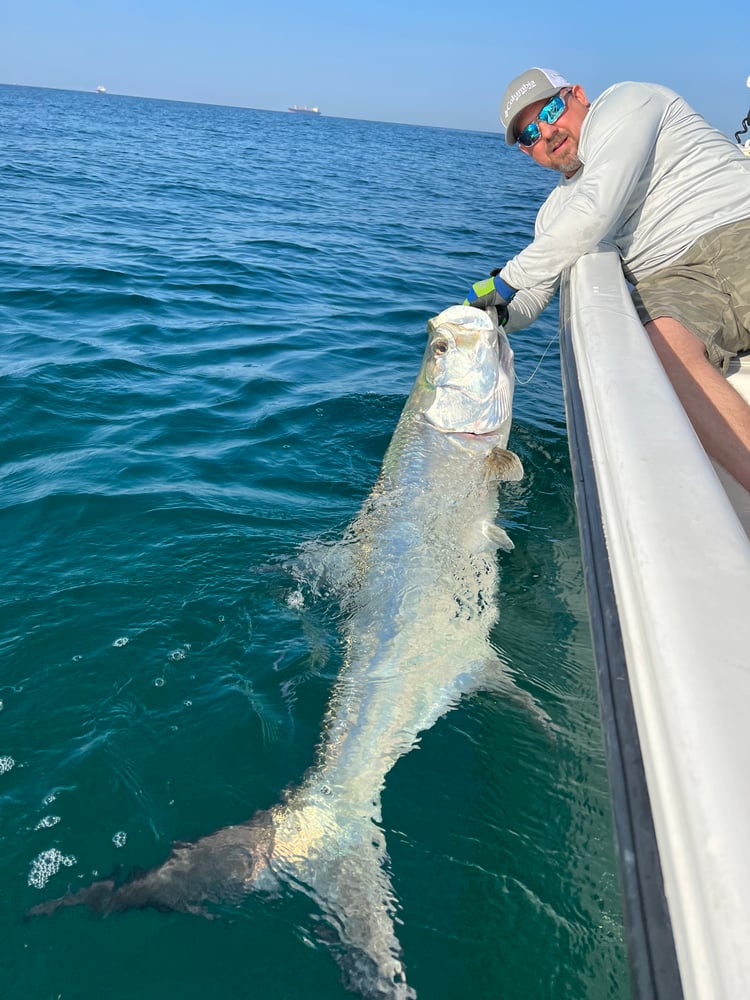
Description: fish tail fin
xmin=26 ymin=809 xmax=278 ymax=920
xmin=321 ymin=839 xmax=416 ymax=999
xmin=269 ymin=800 xmax=416 ymax=998
xmin=25 ymin=870 xmax=176 ymax=918
xmin=25 ymin=801 xmax=417 ymax=996
xmin=25 ymin=866 xmax=208 ymax=919
xmin=26 ymin=877 xmax=119 ymax=918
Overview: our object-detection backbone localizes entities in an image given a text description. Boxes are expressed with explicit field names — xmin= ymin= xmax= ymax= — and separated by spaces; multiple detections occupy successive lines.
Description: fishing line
xmin=514 ymin=331 xmax=558 ymax=384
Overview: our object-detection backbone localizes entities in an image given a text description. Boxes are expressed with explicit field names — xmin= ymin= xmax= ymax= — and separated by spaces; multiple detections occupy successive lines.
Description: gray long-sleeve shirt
xmin=502 ymin=81 xmax=750 ymax=334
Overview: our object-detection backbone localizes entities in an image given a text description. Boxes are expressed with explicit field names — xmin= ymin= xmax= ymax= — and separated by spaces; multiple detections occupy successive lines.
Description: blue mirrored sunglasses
xmin=517 ymin=89 xmax=572 ymax=148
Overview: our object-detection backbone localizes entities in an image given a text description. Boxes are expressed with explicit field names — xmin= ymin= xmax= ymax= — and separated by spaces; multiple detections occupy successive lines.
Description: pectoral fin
xmin=482 ymin=658 xmax=558 ymax=737
xmin=488 ymin=448 xmax=524 ymax=482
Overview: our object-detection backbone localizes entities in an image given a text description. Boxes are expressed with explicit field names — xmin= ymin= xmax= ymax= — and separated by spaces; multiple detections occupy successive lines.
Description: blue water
xmin=0 ymin=84 xmax=629 ymax=999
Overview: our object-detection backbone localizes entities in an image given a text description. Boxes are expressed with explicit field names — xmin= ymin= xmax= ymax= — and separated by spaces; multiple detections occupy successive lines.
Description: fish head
xmin=413 ymin=305 xmax=515 ymax=441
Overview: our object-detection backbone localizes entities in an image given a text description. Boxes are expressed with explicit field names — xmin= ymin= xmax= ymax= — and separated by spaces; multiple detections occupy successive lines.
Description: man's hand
xmin=463 ymin=272 xmax=515 ymax=324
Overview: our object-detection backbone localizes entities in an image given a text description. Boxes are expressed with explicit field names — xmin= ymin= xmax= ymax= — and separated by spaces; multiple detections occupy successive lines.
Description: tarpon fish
xmin=29 ymin=305 xmax=541 ymax=998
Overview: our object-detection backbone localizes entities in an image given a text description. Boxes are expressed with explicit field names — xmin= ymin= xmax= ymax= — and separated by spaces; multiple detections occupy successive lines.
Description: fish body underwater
xmin=29 ymin=305 xmax=535 ymax=998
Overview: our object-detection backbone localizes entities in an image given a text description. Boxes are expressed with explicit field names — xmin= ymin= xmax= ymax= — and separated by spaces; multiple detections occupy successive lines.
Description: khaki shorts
xmin=631 ymin=217 xmax=750 ymax=372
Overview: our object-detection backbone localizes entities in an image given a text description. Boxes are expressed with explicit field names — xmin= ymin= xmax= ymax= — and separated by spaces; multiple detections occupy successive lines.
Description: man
xmin=465 ymin=68 xmax=750 ymax=493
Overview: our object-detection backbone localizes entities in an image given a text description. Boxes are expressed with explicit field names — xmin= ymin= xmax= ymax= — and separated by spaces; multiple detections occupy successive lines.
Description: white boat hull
xmin=560 ymin=249 xmax=750 ymax=1000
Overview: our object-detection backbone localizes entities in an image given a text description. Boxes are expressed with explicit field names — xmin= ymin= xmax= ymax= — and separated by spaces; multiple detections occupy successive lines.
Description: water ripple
xmin=0 ymin=83 xmax=626 ymax=1000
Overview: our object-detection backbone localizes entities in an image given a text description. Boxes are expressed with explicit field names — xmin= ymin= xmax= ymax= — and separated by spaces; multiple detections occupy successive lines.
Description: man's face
xmin=515 ymin=84 xmax=590 ymax=177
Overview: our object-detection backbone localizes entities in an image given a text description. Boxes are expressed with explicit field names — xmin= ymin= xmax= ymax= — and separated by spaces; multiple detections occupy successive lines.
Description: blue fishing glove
xmin=464 ymin=271 xmax=515 ymax=324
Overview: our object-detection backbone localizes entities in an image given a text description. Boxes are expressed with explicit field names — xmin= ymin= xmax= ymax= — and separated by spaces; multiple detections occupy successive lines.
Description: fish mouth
xmin=421 ymin=412 xmax=505 ymax=439
xmin=453 ymin=430 xmax=503 ymax=443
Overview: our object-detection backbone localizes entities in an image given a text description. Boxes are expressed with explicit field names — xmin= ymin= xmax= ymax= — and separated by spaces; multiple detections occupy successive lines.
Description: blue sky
xmin=3 ymin=0 xmax=749 ymax=140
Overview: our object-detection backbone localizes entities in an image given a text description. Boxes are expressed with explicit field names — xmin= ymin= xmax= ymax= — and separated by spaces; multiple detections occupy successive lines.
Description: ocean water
xmin=0 ymin=84 xmax=630 ymax=999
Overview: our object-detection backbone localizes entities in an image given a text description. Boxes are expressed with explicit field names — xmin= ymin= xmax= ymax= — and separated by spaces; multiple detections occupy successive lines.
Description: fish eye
xmin=433 ymin=339 xmax=449 ymax=356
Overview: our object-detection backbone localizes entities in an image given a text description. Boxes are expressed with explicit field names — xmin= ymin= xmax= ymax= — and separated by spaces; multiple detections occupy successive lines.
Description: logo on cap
xmin=504 ymin=80 xmax=538 ymax=119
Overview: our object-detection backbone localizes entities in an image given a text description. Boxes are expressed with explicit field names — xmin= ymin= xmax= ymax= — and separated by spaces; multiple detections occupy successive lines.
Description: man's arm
xmin=503 ymin=280 xmax=559 ymax=334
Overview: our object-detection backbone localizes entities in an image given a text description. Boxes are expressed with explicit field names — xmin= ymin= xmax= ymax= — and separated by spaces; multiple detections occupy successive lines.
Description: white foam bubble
xmin=287 ymin=589 xmax=305 ymax=609
xmin=112 ymin=637 xmax=129 ymax=647
xmin=0 ymin=756 xmax=15 ymax=775
xmin=34 ymin=815 xmax=61 ymax=830
xmin=112 ymin=831 xmax=127 ymax=848
xmin=28 ymin=848 xmax=76 ymax=889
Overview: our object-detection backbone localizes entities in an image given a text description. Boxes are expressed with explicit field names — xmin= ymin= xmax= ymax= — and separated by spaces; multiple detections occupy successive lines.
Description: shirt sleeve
xmin=500 ymin=83 xmax=671 ymax=291
xmin=503 ymin=277 xmax=559 ymax=334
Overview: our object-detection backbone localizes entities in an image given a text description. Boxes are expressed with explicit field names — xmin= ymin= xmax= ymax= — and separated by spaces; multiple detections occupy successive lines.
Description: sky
xmin=2 ymin=0 xmax=749 ymax=140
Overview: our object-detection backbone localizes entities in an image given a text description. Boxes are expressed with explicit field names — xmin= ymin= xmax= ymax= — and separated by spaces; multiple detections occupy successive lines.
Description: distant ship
xmin=95 ymin=85 xmax=106 ymax=94
xmin=288 ymin=105 xmax=320 ymax=116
